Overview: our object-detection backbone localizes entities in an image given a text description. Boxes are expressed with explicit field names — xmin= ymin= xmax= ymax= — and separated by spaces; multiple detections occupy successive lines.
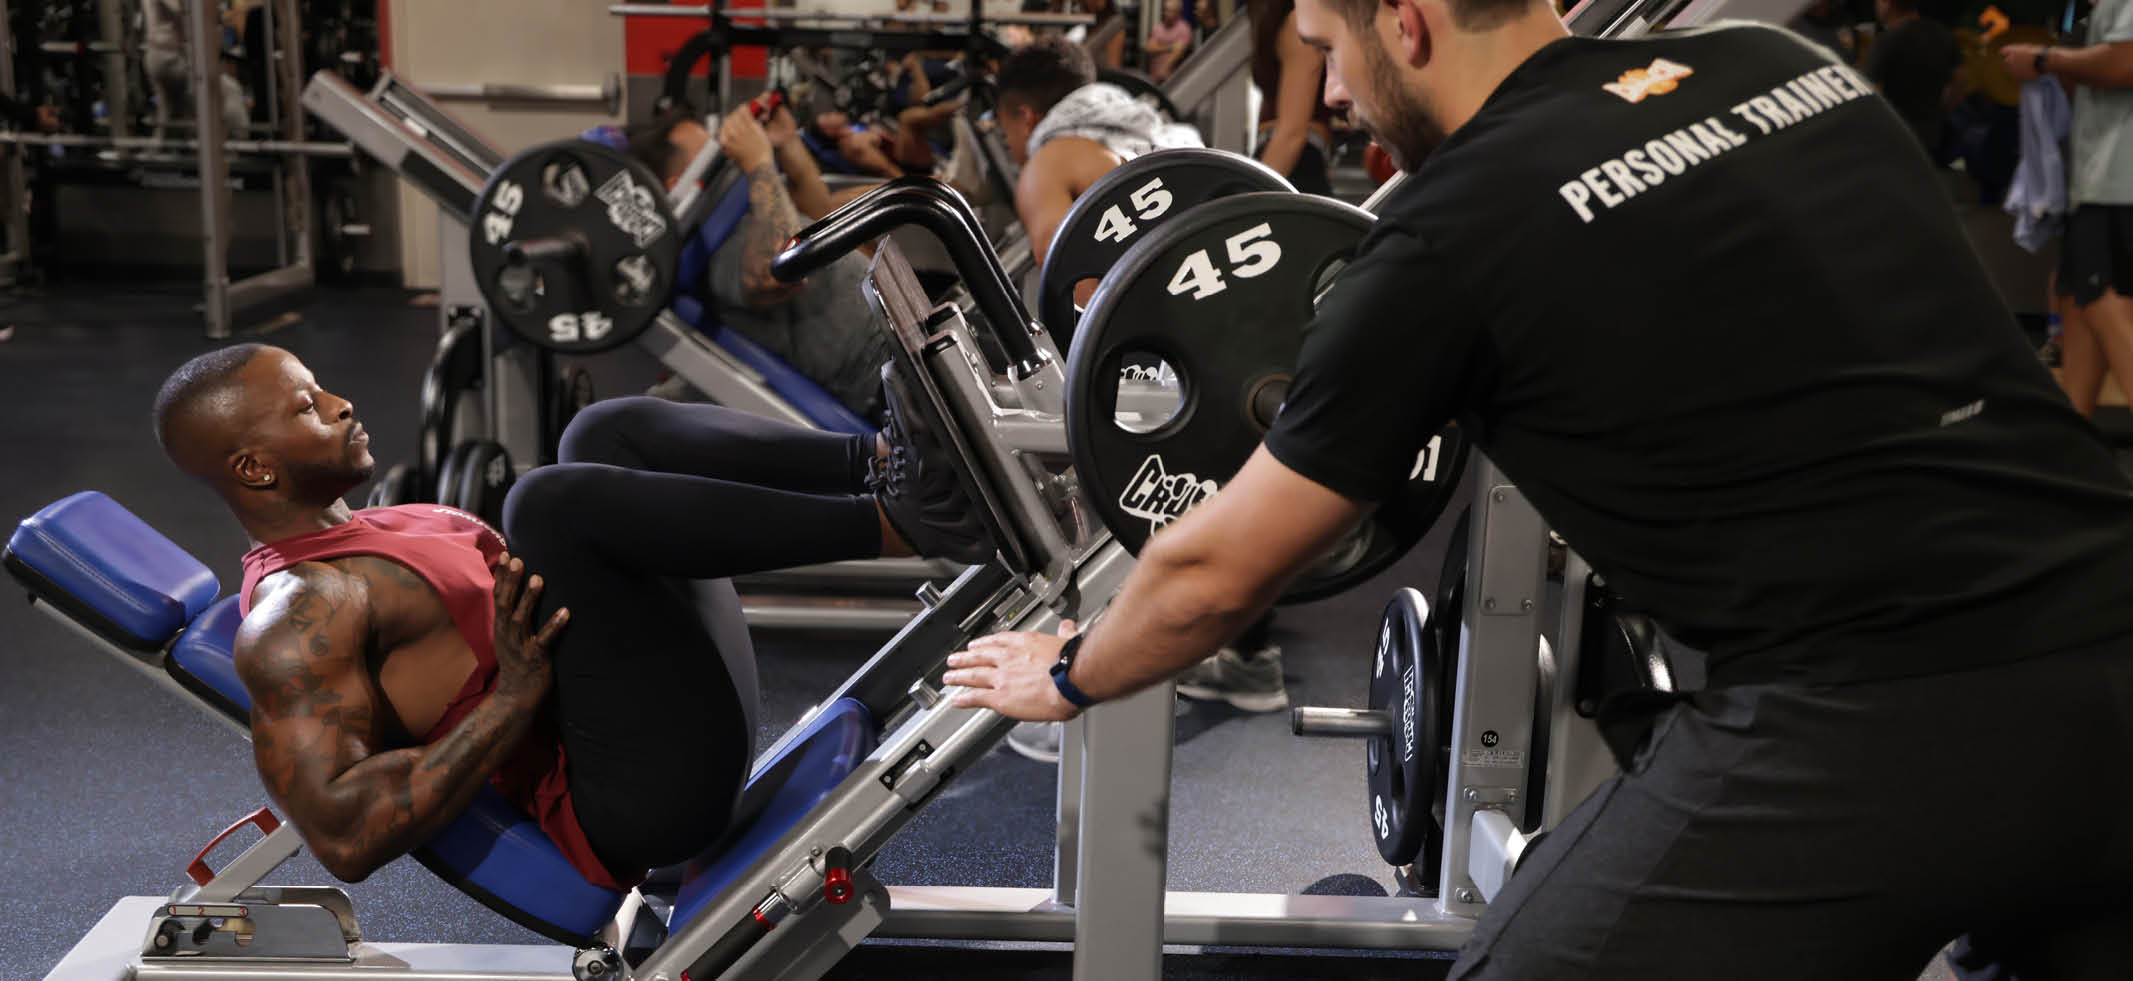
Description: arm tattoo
xmin=240 ymin=563 xmax=544 ymax=881
xmin=740 ymin=159 xmax=807 ymax=308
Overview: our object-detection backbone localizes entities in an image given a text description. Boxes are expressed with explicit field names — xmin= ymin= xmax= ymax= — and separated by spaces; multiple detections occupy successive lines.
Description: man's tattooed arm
xmin=738 ymin=158 xmax=808 ymax=309
xmin=234 ymin=562 xmax=544 ymax=883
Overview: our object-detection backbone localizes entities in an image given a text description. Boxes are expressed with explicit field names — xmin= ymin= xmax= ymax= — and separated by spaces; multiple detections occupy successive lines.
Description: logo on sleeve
xmin=1603 ymin=59 xmax=1693 ymax=103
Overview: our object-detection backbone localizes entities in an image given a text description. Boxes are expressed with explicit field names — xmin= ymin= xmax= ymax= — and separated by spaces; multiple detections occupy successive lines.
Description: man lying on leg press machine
xmin=151 ymin=343 xmax=990 ymax=890
xmin=946 ymin=0 xmax=2133 ymax=975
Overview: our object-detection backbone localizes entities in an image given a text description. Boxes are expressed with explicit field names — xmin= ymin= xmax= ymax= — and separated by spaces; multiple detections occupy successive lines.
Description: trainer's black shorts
xmin=2058 ymin=204 xmax=2133 ymax=306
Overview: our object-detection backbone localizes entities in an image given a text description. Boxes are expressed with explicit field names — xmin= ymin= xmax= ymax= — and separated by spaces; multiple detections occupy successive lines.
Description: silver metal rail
xmin=425 ymin=75 xmax=625 ymax=117
xmin=609 ymin=3 xmax=1094 ymax=25
xmin=0 ymin=132 xmax=355 ymax=157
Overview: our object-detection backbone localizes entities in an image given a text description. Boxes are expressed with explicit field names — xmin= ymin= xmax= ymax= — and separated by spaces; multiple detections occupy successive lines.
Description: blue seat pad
xmin=670 ymin=698 xmax=877 ymax=929
xmin=4 ymin=491 xmax=219 ymax=650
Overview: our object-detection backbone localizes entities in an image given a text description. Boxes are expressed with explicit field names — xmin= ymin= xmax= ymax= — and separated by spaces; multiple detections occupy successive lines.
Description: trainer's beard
xmin=1355 ymin=43 xmax=1443 ymax=173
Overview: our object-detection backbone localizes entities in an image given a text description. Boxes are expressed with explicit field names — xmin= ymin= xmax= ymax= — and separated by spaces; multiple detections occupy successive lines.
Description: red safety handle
xmin=186 ymin=807 xmax=282 ymax=887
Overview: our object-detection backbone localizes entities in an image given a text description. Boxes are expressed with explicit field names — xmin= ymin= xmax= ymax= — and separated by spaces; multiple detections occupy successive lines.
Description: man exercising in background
xmin=628 ymin=104 xmax=893 ymax=417
xmin=949 ymin=0 xmax=2133 ymax=975
xmin=154 ymin=344 xmax=987 ymax=888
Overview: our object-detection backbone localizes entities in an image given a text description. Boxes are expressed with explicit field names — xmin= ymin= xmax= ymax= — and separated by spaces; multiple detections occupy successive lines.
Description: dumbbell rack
xmin=301 ymin=70 xmax=956 ymax=633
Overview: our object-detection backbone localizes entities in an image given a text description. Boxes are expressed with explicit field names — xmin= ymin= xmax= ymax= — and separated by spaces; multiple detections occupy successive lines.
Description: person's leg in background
xmin=2058 ymin=282 xmax=2108 ymax=416
xmin=2064 ymin=207 xmax=2133 ymax=418
xmin=1175 ymin=612 xmax=1287 ymax=712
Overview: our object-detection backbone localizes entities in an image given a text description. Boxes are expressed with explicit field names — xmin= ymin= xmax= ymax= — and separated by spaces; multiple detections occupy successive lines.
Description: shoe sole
xmin=1005 ymin=735 xmax=1062 ymax=765
xmin=1175 ymin=683 xmax=1289 ymax=713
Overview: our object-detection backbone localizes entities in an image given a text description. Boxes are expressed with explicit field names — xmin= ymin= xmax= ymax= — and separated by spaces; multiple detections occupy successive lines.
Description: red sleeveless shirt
xmin=238 ymin=504 xmax=629 ymax=890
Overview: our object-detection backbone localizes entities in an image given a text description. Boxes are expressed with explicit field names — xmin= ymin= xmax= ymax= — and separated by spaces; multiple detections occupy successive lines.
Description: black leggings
xmin=500 ymin=397 xmax=882 ymax=877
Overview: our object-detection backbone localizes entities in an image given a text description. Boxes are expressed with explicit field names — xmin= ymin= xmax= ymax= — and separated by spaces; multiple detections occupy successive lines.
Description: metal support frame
xmin=0 ymin=0 xmax=30 ymax=282
xmin=190 ymin=0 xmax=314 ymax=338
xmin=1160 ymin=15 xmax=1256 ymax=155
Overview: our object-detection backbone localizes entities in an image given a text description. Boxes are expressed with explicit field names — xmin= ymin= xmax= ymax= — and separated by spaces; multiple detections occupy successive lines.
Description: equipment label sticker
xmin=1118 ymin=455 xmax=1218 ymax=533
xmin=1461 ymin=748 xmax=1526 ymax=768
xmin=596 ymin=171 xmax=668 ymax=248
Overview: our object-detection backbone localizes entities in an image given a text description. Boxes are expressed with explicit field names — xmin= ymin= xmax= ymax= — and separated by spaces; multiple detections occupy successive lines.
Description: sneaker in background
xmin=1175 ymin=644 xmax=1289 ymax=713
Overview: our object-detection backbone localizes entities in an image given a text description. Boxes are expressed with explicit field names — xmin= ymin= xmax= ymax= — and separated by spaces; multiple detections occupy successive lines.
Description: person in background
xmin=2005 ymin=0 xmax=2133 ymax=419
xmin=1248 ymin=0 xmax=1337 ymax=195
xmin=1147 ymin=0 xmax=1196 ymax=82
xmin=1195 ymin=0 xmax=1221 ymax=45
xmin=627 ymin=105 xmax=894 ymax=418
xmin=141 ymin=0 xmax=189 ymax=142
xmin=1864 ymin=0 xmax=1965 ymax=156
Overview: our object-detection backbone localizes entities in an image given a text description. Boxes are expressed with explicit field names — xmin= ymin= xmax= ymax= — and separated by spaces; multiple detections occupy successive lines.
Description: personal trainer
xmin=946 ymin=0 xmax=2133 ymax=975
xmin=153 ymin=344 xmax=989 ymax=889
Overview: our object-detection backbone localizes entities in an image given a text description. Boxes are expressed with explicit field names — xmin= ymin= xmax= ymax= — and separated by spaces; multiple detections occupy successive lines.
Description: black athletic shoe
xmin=871 ymin=363 xmax=994 ymax=564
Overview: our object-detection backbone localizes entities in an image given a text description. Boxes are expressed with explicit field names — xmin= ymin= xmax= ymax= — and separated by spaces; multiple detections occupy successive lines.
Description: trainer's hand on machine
xmin=944 ymin=619 xmax=1082 ymax=722
xmin=719 ymin=110 xmax=777 ymax=173
xmin=491 ymin=555 xmax=569 ymax=698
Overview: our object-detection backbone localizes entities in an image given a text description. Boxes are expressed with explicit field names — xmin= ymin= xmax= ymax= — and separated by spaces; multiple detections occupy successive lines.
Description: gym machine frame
xmin=0 ymin=0 xmax=331 ymax=332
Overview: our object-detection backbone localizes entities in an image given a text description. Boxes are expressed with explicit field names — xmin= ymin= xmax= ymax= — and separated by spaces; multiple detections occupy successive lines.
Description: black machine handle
xmin=503 ymin=234 xmax=586 ymax=268
xmin=772 ymin=177 xmax=1046 ymax=376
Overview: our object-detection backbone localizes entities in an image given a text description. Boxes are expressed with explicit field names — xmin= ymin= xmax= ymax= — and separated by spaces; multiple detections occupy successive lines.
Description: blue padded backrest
xmin=670 ymin=698 xmax=877 ymax=929
xmin=15 ymin=493 xmax=625 ymax=946
xmin=676 ymin=177 xmax=757 ymax=298
xmin=169 ymin=597 xmax=249 ymax=718
xmin=5 ymin=491 xmax=219 ymax=650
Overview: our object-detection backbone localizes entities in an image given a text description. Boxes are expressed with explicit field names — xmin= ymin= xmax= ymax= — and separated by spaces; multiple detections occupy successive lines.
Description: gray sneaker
xmin=1175 ymin=645 xmax=1288 ymax=713
xmin=1005 ymin=720 xmax=1063 ymax=764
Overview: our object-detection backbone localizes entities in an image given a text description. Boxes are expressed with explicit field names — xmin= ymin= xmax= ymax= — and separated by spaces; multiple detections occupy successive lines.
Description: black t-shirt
xmin=1863 ymin=17 xmax=1961 ymax=151
xmin=1265 ymin=24 xmax=2133 ymax=686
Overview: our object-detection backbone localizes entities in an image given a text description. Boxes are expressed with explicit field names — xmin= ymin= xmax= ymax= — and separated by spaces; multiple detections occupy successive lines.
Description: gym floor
xmin=0 ymin=286 xmax=1960 ymax=979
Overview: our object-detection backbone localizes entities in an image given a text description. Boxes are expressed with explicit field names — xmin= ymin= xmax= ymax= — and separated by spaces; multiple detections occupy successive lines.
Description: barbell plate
xmin=469 ymin=139 xmax=682 ymax=355
xmin=1037 ymin=149 xmax=1292 ymax=350
xmin=1065 ymin=192 xmax=1470 ymax=602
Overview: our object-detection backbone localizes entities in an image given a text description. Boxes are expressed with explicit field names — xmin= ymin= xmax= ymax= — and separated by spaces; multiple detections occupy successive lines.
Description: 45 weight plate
xmin=1038 ymin=149 xmax=1293 ymax=351
xmin=1066 ymin=192 xmax=1470 ymax=602
xmin=469 ymin=138 xmax=682 ymax=355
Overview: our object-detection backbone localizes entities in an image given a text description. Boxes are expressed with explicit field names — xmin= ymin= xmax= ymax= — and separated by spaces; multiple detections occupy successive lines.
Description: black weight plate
xmin=435 ymin=440 xmax=478 ymax=510
xmin=364 ymin=462 xmax=413 ymax=509
xmin=470 ymin=138 xmax=681 ymax=355
xmin=1066 ymin=192 xmax=1470 ymax=602
xmin=417 ymin=319 xmax=485 ymax=501
xmin=1365 ymin=587 xmax=1441 ymax=866
xmin=1038 ymin=149 xmax=1292 ymax=350
xmin=451 ymin=439 xmax=517 ymax=530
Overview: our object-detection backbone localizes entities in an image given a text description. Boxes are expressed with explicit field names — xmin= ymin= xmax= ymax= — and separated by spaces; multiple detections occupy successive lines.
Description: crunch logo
xmin=1602 ymin=59 xmax=1693 ymax=103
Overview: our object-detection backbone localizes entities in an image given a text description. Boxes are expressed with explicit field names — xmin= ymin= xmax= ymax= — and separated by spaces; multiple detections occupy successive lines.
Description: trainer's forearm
xmin=1067 ymin=536 xmax=1270 ymax=702
xmin=306 ymin=688 xmax=544 ymax=882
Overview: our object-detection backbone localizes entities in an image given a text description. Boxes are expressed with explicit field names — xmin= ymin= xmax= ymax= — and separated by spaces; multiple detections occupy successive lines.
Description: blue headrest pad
xmin=158 ymin=587 xmax=626 ymax=941
xmin=669 ymin=698 xmax=877 ymax=929
xmin=580 ymin=125 xmax=629 ymax=152
xmin=7 ymin=492 xmax=219 ymax=649
xmin=170 ymin=596 xmax=248 ymax=713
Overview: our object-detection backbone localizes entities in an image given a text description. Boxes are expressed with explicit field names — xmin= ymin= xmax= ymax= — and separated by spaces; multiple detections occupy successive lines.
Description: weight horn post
xmin=1290 ymin=707 xmax=1395 ymax=739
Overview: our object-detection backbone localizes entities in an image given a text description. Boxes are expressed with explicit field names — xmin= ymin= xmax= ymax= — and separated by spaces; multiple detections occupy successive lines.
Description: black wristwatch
xmin=1050 ymin=634 xmax=1097 ymax=709
xmin=2036 ymin=46 xmax=2052 ymax=75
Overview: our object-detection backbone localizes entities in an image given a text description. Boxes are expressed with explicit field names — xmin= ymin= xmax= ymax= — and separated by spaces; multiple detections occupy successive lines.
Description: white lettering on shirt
xmin=1560 ymin=64 xmax=1872 ymax=225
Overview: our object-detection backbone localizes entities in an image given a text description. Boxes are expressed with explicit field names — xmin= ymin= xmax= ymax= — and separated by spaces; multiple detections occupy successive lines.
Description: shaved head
xmin=154 ymin=343 xmax=266 ymax=482
xmin=152 ymin=346 xmax=374 ymax=531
